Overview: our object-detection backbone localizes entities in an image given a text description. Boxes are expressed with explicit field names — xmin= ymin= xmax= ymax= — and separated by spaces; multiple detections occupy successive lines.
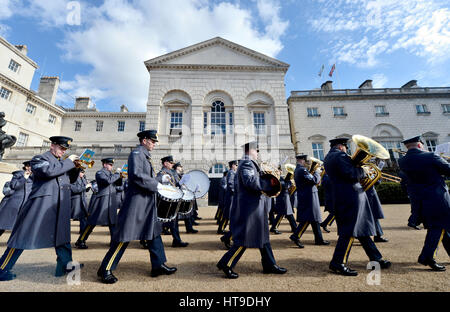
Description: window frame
xmin=0 ymin=87 xmax=12 ymax=100
xmin=307 ymin=107 xmax=320 ymax=117
xmin=117 ymin=120 xmax=125 ymax=132
xmin=25 ymin=103 xmax=36 ymax=114
xmin=253 ymin=111 xmax=266 ymax=136
xmin=139 ymin=121 xmax=146 ymax=132
xmin=311 ymin=142 xmax=325 ymax=161
xmin=74 ymin=120 xmax=82 ymax=132
xmin=8 ymin=59 xmax=21 ymax=73
xmin=96 ymin=120 xmax=104 ymax=132
xmin=48 ymin=114 xmax=56 ymax=124
xmin=333 ymin=106 xmax=347 ymax=117
xmin=16 ymin=132 xmax=29 ymax=147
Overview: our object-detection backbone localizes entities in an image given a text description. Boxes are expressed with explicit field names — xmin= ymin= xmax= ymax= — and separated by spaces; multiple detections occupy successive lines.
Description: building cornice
xmin=145 ymin=37 xmax=289 ymax=72
xmin=146 ymin=64 xmax=288 ymax=73
xmin=63 ymin=111 xmax=146 ymax=119
xmin=0 ymin=73 xmax=66 ymax=115
xmin=0 ymin=36 xmax=38 ymax=68
xmin=288 ymin=87 xmax=450 ymax=103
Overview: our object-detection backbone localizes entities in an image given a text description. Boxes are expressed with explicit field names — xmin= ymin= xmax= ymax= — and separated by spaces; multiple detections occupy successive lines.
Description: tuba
xmin=351 ymin=135 xmax=390 ymax=191
xmin=259 ymin=162 xmax=282 ymax=198
xmin=284 ymin=163 xmax=296 ymax=195
xmin=308 ymin=156 xmax=323 ymax=174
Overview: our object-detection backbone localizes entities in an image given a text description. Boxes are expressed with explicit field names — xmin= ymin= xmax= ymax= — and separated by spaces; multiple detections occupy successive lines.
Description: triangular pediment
xmin=144 ymin=37 xmax=289 ymax=71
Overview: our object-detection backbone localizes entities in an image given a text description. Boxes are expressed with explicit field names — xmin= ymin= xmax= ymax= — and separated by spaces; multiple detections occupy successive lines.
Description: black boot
xmin=97 ymin=268 xmax=118 ymax=284
xmin=151 ymin=264 xmax=177 ymax=277
xmin=329 ymin=263 xmax=358 ymax=276
xmin=217 ymin=263 xmax=238 ymax=279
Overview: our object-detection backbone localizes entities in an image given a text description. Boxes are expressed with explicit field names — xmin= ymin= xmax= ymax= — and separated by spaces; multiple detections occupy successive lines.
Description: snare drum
xmin=156 ymin=184 xmax=183 ymax=222
xmin=178 ymin=189 xmax=194 ymax=216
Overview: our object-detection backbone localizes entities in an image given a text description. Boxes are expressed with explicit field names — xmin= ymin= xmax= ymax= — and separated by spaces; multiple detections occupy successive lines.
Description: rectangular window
xmin=425 ymin=139 xmax=437 ymax=152
xmin=416 ymin=104 xmax=429 ymax=114
xmin=333 ymin=107 xmax=346 ymax=116
xmin=203 ymin=112 xmax=208 ymax=134
xmin=25 ymin=103 xmax=36 ymax=114
xmin=375 ymin=105 xmax=388 ymax=116
xmin=8 ymin=59 xmax=20 ymax=73
xmin=42 ymin=140 xmax=51 ymax=148
xmin=117 ymin=121 xmax=125 ymax=132
xmin=442 ymin=104 xmax=450 ymax=113
xmin=48 ymin=114 xmax=56 ymax=124
xmin=16 ymin=132 xmax=29 ymax=147
xmin=96 ymin=120 xmax=103 ymax=132
xmin=170 ymin=112 xmax=183 ymax=129
xmin=139 ymin=121 xmax=145 ymax=132
xmin=312 ymin=143 xmax=324 ymax=161
xmin=307 ymin=107 xmax=319 ymax=117
xmin=229 ymin=112 xmax=233 ymax=134
xmin=74 ymin=121 xmax=82 ymax=131
xmin=253 ymin=112 xmax=266 ymax=135
xmin=0 ymin=87 xmax=12 ymax=100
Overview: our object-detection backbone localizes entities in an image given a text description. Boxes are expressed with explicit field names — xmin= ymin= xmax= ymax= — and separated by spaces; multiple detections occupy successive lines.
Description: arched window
xmin=209 ymin=163 xmax=226 ymax=174
xmin=211 ymin=101 xmax=226 ymax=136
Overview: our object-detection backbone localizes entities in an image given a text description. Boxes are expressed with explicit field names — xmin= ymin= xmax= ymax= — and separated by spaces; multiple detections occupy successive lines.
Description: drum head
xmin=158 ymin=184 xmax=183 ymax=200
xmin=182 ymin=189 xmax=194 ymax=201
xmin=183 ymin=170 xmax=210 ymax=198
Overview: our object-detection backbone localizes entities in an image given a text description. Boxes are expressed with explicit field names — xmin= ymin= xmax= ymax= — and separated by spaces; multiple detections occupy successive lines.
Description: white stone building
xmin=287 ymin=80 xmax=450 ymax=161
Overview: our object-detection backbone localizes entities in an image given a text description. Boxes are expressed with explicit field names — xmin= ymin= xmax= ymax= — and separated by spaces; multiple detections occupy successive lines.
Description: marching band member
xmin=270 ymin=169 xmax=297 ymax=234
xmin=320 ymin=172 xmax=335 ymax=233
xmin=215 ymin=170 xmax=228 ymax=224
xmin=70 ymin=169 xmax=90 ymax=235
xmin=173 ymin=162 xmax=197 ymax=234
xmin=0 ymin=182 xmax=13 ymax=237
xmin=398 ymin=136 xmax=450 ymax=271
xmin=97 ymin=130 xmax=176 ymax=284
xmin=290 ymin=154 xmax=329 ymax=248
xmin=75 ymin=158 xmax=121 ymax=249
xmin=217 ymin=141 xmax=287 ymax=279
xmin=0 ymin=136 xmax=82 ymax=281
xmin=324 ymin=138 xmax=391 ymax=276
xmin=366 ymin=179 xmax=389 ymax=243
xmin=0 ymin=161 xmax=33 ymax=238
xmin=217 ymin=161 xmax=237 ymax=235
xmin=157 ymin=155 xmax=189 ymax=247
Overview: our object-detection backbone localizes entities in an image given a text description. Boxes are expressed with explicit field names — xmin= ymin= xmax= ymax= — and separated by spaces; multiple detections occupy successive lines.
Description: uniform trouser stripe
xmin=0 ymin=248 xmax=15 ymax=270
xmin=227 ymin=246 xmax=244 ymax=268
xmin=106 ymin=242 xmax=124 ymax=271
xmin=221 ymin=219 xmax=228 ymax=231
xmin=80 ymin=225 xmax=92 ymax=241
xmin=343 ymin=237 xmax=354 ymax=264
xmin=328 ymin=216 xmax=335 ymax=226
xmin=275 ymin=215 xmax=284 ymax=229
xmin=434 ymin=229 xmax=445 ymax=258
xmin=297 ymin=222 xmax=310 ymax=239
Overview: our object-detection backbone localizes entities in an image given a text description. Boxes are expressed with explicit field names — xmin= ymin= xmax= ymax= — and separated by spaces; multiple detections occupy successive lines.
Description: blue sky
xmin=1 ymin=0 xmax=449 ymax=112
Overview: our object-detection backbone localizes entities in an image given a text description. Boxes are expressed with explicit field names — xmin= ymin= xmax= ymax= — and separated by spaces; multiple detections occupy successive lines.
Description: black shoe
xmin=220 ymin=236 xmax=232 ymax=249
xmin=186 ymin=229 xmax=198 ymax=234
xmin=97 ymin=269 xmax=118 ymax=284
xmin=0 ymin=270 xmax=16 ymax=281
xmin=140 ymin=240 xmax=149 ymax=249
xmin=193 ymin=221 xmax=200 ymax=226
xmin=289 ymin=235 xmax=304 ymax=248
xmin=270 ymin=229 xmax=282 ymax=235
xmin=194 ymin=216 xmax=202 ymax=220
xmin=315 ymin=240 xmax=330 ymax=246
xmin=321 ymin=225 xmax=330 ymax=233
xmin=172 ymin=240 xmax=189 ymax=247
xmin=374 ymin=236 xmax=389 ymax=243
xmin=75 ymin=240 xmax=88 ymax=249
xmin=217 ymin=230 xmax=225 ymax=235
xmin=329 ymin=263 xmax=358 ymax=276
xmin=263 ymin=265 xmax=287 ymax=274
xmin=151 ymin=264 xmax=177 ymax=277
xmin=418 ymin=258 xmax=446 ymax=271
xmin=375 ymin=259 xmax=392 ymax=269
xmin=408 ymin=223 xmax=421 ymax=230
xmin=217 ymin=263 xmax=238 ymax=279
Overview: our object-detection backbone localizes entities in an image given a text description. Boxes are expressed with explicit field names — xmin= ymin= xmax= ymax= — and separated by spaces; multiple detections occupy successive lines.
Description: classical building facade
xmin=288 ymin=80 xmax=450 ymax=161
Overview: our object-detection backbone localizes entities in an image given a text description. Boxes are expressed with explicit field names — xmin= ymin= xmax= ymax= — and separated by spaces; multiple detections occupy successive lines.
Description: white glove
xmin=85 ymin=183 xmax=92 ymax=189
xmin=157 ymin=183 xmax=164 ymax=191
xmin=179 ymin=174 xmax=191 ymax=186
xmin=68 ymin=154 xmax=79 ymax=162
xmin=162 ymin=174 xmax=171 ymax=183
xmin=24 ymin=172 xmax=31 ymax=179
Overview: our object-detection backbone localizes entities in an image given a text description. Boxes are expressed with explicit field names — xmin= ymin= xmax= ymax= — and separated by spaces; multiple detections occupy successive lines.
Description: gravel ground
xmin=0 ymin=204 xmax=448 ymax=292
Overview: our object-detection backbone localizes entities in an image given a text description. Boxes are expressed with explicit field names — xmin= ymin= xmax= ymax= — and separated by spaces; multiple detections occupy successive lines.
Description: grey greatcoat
xmin=323 ymin=147 xmax=376 ymax=237
xmin=0 ymin=182 xmax=14 ymax=212
xmin=321 ymin=173 xmax=334 ymax=214
xmin=0 ymin=171 xmax=33 ymax=230
xmin=7 ymin=151 xmax=75 ymax=249
xmin=223 ymin=170 xmax=236 ymax=220
xmin=113 ymin=145 xmax=161 ymax=242
xmin=274 ymin=177 xmax=294 ymax=216
xmin=87 ymin=168 xmax=121 ymax=226
xmin=218 ymin=176 xmax=227 ymax=212
xmin=398 ymin=148 xmax=450 ymax=230
xmin=295 ymin=164 xmax=322 ymax=223
xmin=70 ymin=176 xmax=88 ymax=220
xmin=366 ymin=183 xmax=384 ymax=220
xmin=229 ymin=155 xmax=269 ymax=248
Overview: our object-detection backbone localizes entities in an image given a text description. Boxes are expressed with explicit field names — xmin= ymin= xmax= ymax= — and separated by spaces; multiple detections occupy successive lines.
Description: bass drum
xmin=156 ymin=184 xmax=183 ymax=222
xmin=178 ymin=189 xmax=194 ymax=216
xmin=182 ymin=170 xmax=210 ymax=199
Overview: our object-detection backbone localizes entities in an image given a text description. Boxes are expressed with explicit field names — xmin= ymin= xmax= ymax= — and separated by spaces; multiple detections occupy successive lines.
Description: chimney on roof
xmin=15 ymin=45 xmax=28 ymax=56
xmin=401 ymin=80 xmax=418 ymax=89
xmin=74 ymin=97 xmax=93 ymax=110
xmin=358 ymin=79 xmax=373 ymax=89
xmin=37 ymin=76 xmax=59 ymax=105
xmin=321 ymin=81 xmax=333 ymax=90
xmin=120 ymin=105 xmax=129 ymax=112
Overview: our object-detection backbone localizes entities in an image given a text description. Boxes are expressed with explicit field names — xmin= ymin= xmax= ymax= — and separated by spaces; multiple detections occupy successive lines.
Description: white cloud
xmin=371 ymin=73 xmax=388 ymax=88
xmin=309 ymin=0 xmax=450 ymax=68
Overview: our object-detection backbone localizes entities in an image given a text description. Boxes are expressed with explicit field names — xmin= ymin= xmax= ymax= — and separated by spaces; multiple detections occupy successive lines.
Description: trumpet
xmin=62 ymin=155 xmax=94 ymax=169
xmin=380 ymin=172 xmax=402 ymax=183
